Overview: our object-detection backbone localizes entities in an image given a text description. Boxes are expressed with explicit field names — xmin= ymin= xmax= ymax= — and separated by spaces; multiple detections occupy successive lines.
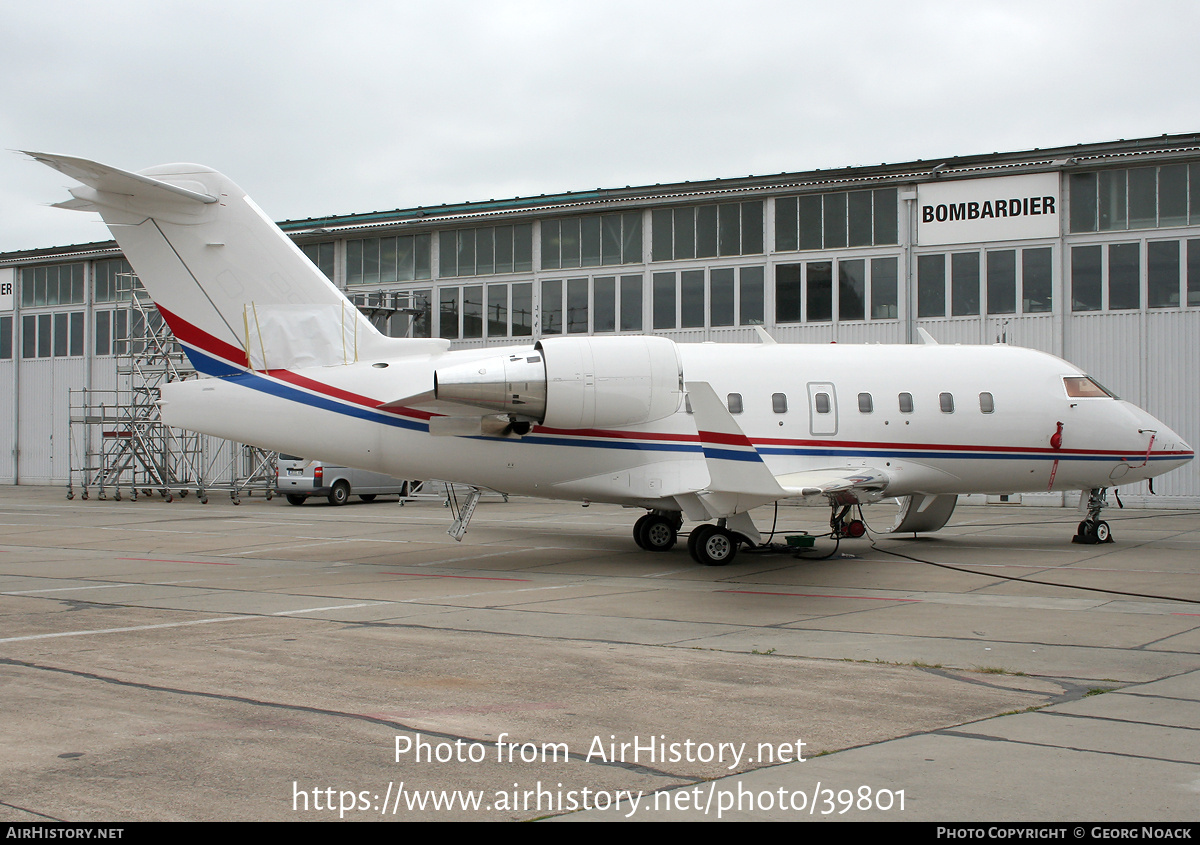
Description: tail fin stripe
xmin=157 ymin=304 xmax=250 ymax=369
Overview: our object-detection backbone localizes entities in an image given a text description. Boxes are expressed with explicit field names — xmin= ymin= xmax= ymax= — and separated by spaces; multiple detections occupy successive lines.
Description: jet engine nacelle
xmin=433 ymin=335 xmax=683 ymax=429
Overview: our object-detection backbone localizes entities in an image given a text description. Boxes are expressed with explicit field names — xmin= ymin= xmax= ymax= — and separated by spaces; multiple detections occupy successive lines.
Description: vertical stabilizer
xmin=28 ymin=152 xmax=400 ymax=373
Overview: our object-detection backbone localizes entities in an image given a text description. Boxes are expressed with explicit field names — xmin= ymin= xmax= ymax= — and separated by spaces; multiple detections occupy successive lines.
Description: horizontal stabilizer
xmin=24 ymin=151 xmax=217 ymax=205
xmin=50 ymin=197 xmax=99 ymax=212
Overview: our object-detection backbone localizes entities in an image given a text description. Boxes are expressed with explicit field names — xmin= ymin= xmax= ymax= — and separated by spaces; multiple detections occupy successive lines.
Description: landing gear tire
xmin=633 ymin=514 xmax=652 ymax=549
xmin=286 ymin=494 xmax=306 ymax=506
xmin=689 ymin=525 xmax=738 ymax=566
xmin=636 ymin=514 xmax=677 ymax=552
xmin=1074 ymin=519 xmax=1113 ymax=544
xmin=328 ymin=481 xmax=350 ymax=506
xmin=359 ymin=494 xmax=377 ymax=503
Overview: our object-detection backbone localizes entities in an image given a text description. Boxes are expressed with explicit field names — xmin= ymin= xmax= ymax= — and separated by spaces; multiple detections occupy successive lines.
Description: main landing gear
xmin=1073 ymin=487 xmax=1114 ymax=544
xmin=687 ymin=522 xmax=740 ymax=566
xmin=631 ymin=511 xmax=745 ymax=566
xmin=633 ymin=511 xmax=682 ymax=552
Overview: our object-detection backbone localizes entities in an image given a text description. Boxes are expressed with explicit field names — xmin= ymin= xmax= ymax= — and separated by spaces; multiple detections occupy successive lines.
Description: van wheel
xmin=359 ymin=494 xmax=377 ymax=503
xmin=328 ymin=481 xmax=350 ymax=506
xmin=286 ymin=495 xmax=306 ymax=506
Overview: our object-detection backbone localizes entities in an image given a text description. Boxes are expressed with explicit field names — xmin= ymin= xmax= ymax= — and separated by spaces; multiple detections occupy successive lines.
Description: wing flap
xmin=774 ymin=467 xmax=890 ymax=498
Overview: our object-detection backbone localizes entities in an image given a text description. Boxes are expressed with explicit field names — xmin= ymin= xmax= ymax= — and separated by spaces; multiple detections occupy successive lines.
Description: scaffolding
xmin=67 ymin=273 xmax=277 ymax=503
xmin=67 ymin=285 xmax=494 ymax=507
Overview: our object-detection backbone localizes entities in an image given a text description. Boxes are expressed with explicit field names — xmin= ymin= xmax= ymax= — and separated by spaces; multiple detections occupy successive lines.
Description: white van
xmin=276 ymin=455 xmax=410 ymax=505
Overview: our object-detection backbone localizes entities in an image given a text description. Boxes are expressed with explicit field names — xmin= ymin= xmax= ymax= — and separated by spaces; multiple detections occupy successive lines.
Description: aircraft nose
xmin=1148 ymin=418 xmax=1193 ymax=468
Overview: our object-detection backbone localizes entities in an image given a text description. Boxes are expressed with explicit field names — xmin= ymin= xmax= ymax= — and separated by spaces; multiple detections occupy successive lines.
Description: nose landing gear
xmin=1073 ymin=488 xmax=1114 ymax=544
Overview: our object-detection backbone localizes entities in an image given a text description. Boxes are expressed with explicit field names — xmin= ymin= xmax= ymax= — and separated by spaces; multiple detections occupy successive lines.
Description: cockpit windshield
xmin=1063 ymin=376 xmax=1117 ymax=399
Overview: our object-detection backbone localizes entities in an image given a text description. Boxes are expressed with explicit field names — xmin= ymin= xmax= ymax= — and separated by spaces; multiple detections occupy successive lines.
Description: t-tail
xmin=26 ymin=152 xmax=446 ymax=375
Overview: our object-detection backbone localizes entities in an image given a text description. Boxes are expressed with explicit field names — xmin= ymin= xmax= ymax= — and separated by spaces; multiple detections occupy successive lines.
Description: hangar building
xmin=1 ymin=134 xmax=1198 ymax=504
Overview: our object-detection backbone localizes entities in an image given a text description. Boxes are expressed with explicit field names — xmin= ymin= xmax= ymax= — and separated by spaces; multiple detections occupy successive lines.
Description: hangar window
xmin=1108 ymin=243 xmax=1140 ymax=310
xmin=651 ymin=201 xmax=762 ymax=261
xmin=681 ymin=270 xmax=705 ymax=328
xmin=22 ymin=310 xmax=84 ymax=358
xmin=858 ymin=393 xmax=873 ymax=413
xmin=544 ymin=273 xmax=648 ymax=334
xmin=437 ymin=226 xmax=527 ymax=279
xmin=979 ymin=392 xmax=995 ymax=413
xmin=915 ymin=248 xmax=1056 ymax=318
xmin=94 ymin=259 xmax=137 ymax=302
xmin=871 ymin=257 xmax=898 ymax=319
xmin=1190 ymin=240 xmax=1200 ymax=307
xmin=772 ymin=393 xmax=788 ymax=413
xmin=1074 ymin=240 xmax=1180 ymax=312
xmin=1070 ymin=245 xmax=1102 ymax=311
xmin=350 ymin=289 xmax=434 ymax=338
xmin=775 ymin=258 xmax=897 ymax=323
xmin=806 ymin=262 xmax=833 ymax=322
xmin=898 ymin=392 xmax=913 ymax=413
xmin=952 ymin=252 xmax=980 ymax=316
xmin=1148 ymin=241 xmax=1181 ymax=308
xmin=300 ymin=242 xmax=335 ymax=281
xmin=987 ymin=250 xmax=1016 ymax=314
xmin=439 ymin=288 xmax=460 ymax=339
xmin=839 ymin=259 xmax=866 ymax=321
xmin=1022 ymin=248 xmax=1053 ymax=313
xmin=544 ymin=213 xmax=640 ymax=270
xmin=0 ymin=316 xmax=10 ymax=360
xmin=775 ymin=188 xmax=897 ymax=252
xmin=20 ymin=263 xmax=84 ymax=307
xmin=727 ymin=393 xmax=743 ymax=414
xmin=347 ymin=234 xmax=432 ymax=284
xmin=917 ymin=254 xmax=946 ymax=318
xmin=939 ymin=392 xmax=955 ymax=413
xmin=1069 ymin=164 xmax=1196 ymax=233
xmin=652 ymin=272 xmax=676 ymax=330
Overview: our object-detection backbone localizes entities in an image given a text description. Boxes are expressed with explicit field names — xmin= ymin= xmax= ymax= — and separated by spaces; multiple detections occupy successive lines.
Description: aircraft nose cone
xmin=1151 ymin=421 xmax=1193 ymax=467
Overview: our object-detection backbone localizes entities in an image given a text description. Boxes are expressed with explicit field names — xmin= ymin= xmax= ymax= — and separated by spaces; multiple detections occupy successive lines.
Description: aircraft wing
xmin=679 ymin=381 xmax=889 ymax=521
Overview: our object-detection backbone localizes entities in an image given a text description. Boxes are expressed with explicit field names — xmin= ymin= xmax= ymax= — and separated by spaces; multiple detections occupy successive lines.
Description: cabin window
xmin=772 ymin=393 xmax=788 ymax=413
xmin=814 ymin=393 xmax=831 ymax=414
xmin=979 ymin=392 xmax=995 ymax=413
xmin=727 ymin=393 xmax=743 ymax=414
xmin=940 ymin=392 xmax=955 ymax=413
xmin=899 ymin=392 xmax=913 ymax=413
xmin=858 ymin=393 xmax=873 ymax=413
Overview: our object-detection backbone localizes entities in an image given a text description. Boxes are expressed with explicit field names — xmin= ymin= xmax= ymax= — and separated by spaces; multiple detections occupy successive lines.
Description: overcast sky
xmin=3 ymin=0 xmax=1197 ymax=252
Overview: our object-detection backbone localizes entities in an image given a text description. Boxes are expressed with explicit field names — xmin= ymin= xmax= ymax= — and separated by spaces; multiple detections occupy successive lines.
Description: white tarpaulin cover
xmin=243 ymin=302 xmax=361 ymax=370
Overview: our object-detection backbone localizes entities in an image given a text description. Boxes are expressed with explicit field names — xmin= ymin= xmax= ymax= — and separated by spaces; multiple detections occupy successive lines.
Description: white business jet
xmin=29 ymin=153 xmax=1194 ymax=565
